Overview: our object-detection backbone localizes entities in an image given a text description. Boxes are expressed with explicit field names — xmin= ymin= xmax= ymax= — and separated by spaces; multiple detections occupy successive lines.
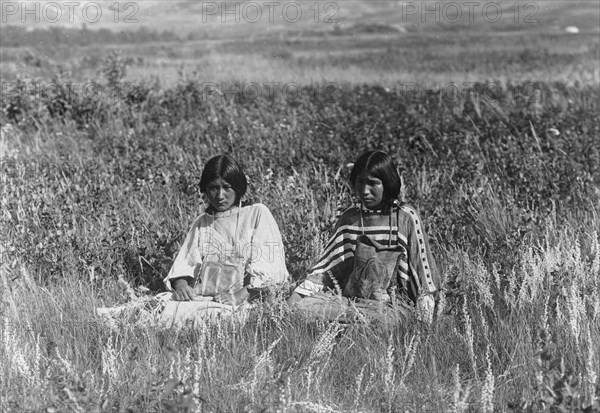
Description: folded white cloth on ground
xmin=96 ymin=292 xmax=250 ymax=328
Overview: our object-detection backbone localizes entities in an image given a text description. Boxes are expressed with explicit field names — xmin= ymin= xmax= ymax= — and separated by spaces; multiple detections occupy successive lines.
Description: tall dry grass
xmin=1 ymin=58 xmax=599 ymax=410
xmin=1 ymin=219 xmax=598 ymax=411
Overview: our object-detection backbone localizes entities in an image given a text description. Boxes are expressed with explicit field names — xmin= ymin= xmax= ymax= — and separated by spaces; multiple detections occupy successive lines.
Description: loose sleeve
xmin=402 ymin=206 xmax=439 ymax=296
xmin=244 ymin=204 xmax=290 ymax=289
xmin=163 ymin=217 xmax=203 ymax=291
xmin=294 ymin=211 xmax=355 ymax=297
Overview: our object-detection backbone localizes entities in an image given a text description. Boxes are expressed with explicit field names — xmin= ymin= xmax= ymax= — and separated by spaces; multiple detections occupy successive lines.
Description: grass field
xmin=1 ymin=1 xmax=600 ymax=412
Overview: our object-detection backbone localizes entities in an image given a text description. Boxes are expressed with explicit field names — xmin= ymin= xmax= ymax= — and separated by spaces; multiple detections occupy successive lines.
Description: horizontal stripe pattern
xmin=319 ymin=222 xmax=409 ymax=254
xmin=308 ymin=206 xmax=407 ymax=277
xmin=296 ymin=204 xmax=438 ymax=299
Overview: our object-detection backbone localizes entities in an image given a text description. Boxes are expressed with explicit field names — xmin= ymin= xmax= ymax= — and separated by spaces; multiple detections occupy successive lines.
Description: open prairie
xmin=1 ymin=0 xmax=599 ymax=411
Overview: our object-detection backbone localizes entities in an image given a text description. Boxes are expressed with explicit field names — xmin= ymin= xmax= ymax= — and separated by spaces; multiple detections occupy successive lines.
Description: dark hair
xmin=349 ymin=151 xmax=401 ymax=207
xmin=199 ymin=155 xmax=248 ymax=203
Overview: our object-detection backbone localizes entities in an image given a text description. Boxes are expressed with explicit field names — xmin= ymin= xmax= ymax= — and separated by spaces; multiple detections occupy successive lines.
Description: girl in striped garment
xmin=289 ymin=151 xmax=440 ymax=322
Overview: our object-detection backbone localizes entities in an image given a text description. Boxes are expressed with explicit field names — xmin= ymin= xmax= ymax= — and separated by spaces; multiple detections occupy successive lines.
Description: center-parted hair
xmin=350 ymin=151 xmax=401 ymax=207
xmin=199 ymin=155 xmax=248 ymax=203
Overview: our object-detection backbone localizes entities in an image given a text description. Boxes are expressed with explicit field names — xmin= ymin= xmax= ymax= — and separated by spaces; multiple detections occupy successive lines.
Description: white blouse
xmin=163 ymin=203 xmax=290 ymax=291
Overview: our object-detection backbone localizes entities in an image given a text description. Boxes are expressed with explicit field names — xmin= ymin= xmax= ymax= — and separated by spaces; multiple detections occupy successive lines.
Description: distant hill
xmin=1 ymin=0 xmax=598 ymax=41
xmin=0 ymin=25 xmax=180 ymax=48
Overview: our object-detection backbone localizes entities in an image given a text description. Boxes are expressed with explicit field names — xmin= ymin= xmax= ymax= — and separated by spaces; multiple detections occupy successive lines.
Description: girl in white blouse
xmin=159 ymin=154 xmax=289 ymax=325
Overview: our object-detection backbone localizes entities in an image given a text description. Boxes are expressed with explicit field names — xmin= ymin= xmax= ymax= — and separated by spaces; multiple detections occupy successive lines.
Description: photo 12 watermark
xmin=199 ymin=81 xmax=340 ymax=103
xmin=2 ymin=80 xmax=115 ymax=103
xmin=197 ymin=80 xmax=552 ymax=106
xmin=0 ymin=80 xmax=341 ymax=105
xmin=0 ymin=1 xmax=541 ymax=26
xmin=395 ymin=81 xmax=546 ymax=104
xmin=1 ymin=1 xmax=139 ymax=24
xmin=199 ymin=1 xmax=339 ymax=24
xmin=200 ymin=240 xmax=284 ymax=264
xmin=398 ymin=1 xmax=539 ymax=24
xmin=1 ymin=79 xmax=569 ymax=107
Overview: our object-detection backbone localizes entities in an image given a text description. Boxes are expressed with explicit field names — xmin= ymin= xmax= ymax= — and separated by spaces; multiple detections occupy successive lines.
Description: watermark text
xmin=200 ymin=1 xmax=339 ymax=24
xmin=1 ymin=1 xmax=139 ymax=24
xmin=399 ymin=1 xmax=538 ymax=24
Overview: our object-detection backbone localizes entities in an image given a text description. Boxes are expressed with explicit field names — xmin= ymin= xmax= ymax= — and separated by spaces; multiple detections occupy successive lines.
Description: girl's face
xmin=205 ymin=178 xmax=237 ymax=212
xmin=355 ymin=173 xmax=385 ymax=210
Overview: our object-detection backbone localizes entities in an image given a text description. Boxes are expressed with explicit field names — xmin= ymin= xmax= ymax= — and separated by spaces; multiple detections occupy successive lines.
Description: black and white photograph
xmin=1 ymin=1 xmax=599 ymax=411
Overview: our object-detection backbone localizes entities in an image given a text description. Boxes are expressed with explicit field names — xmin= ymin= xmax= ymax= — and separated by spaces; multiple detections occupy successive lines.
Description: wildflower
xmin=263 ymin=168 xmax=273 ymax=181
xmin=481 ymin=346 xmax=495 ymax=413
